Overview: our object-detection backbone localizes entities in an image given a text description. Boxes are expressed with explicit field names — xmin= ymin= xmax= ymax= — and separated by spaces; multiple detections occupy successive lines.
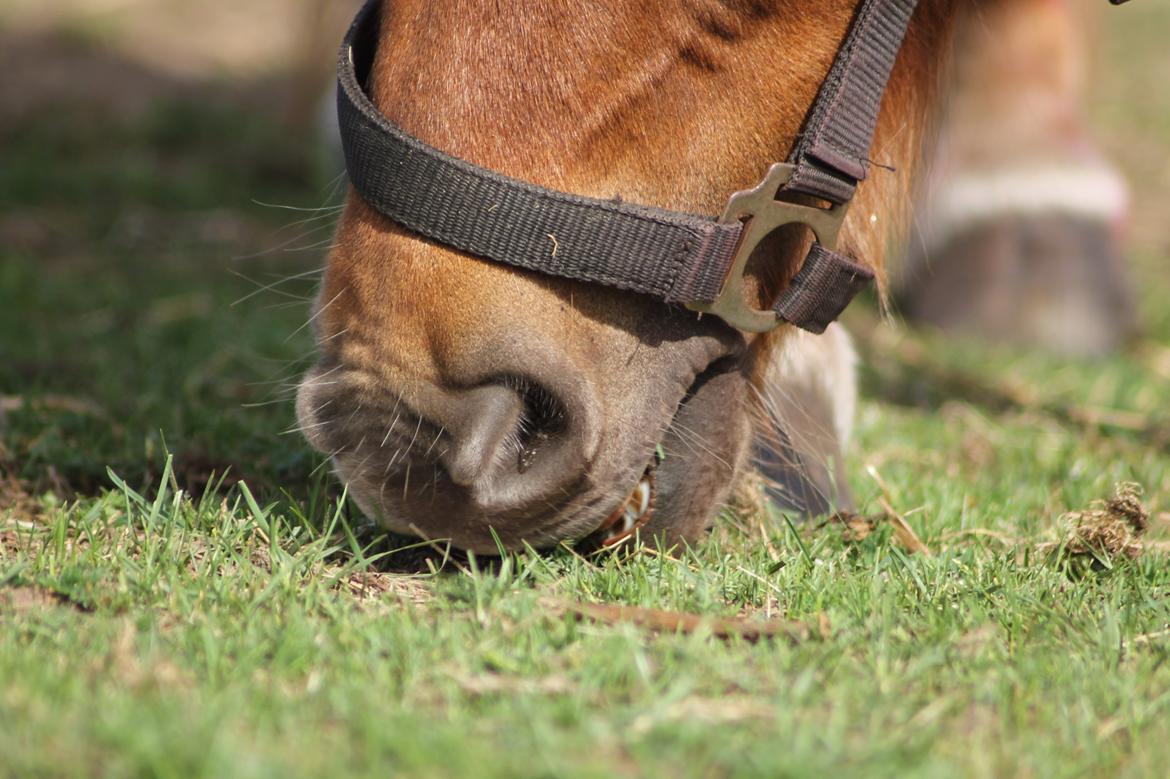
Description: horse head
xmin=297 ymin=0 xmax=958 ymax=553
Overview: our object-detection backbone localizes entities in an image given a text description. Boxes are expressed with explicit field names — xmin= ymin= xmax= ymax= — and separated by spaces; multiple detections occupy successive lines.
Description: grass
xmin=3 ymin=4 xmax=1170 ymax=777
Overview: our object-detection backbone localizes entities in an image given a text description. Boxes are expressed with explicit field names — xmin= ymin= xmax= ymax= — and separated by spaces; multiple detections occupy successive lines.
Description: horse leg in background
xmin=895 ymin=0 xmax=1135 ymax=357
xmin=750 ymin=325 xmax=858 ymax=517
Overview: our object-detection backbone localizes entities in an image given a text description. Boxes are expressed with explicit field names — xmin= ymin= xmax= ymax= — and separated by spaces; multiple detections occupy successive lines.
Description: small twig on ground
xmin=552 ymin=600 xmax=814 ymax=644
xmin=938 ymin=528 xmax=1022 ymax=546
xmin=822 ymin=509 xmax=931 ymax=556
xmin=877 ymin=497 xmax=932 ymax=556
xmin=1126 ymin=627 xmax=1170 ymax=650
xmin=863 ymin=464 xmax=931 ymax=556
xmin=0 ymin=394 xmax=113 ymax=422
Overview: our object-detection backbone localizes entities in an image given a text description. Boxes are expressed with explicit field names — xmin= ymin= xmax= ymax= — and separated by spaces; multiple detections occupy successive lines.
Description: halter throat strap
xmin=337 ymin=0 xmax=921 ymax=334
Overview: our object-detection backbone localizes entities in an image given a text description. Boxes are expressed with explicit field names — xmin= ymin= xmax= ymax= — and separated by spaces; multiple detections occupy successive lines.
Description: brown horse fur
xmin=297 ymin=1 xmax=971 ymax=553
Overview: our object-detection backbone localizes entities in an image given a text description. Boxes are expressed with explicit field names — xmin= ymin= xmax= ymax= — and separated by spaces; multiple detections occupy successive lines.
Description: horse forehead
xmin=353 ymin=7 xmax=882 ymax=244
xmin=364 ymin=1 xmax=857 ymax=153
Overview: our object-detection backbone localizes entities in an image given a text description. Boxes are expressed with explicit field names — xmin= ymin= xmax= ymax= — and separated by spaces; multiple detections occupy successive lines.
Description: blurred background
xmin=0 ymin=0 xmax=359 ymax=498
xmin=1 ymin=0 xmax=1167 ymax=504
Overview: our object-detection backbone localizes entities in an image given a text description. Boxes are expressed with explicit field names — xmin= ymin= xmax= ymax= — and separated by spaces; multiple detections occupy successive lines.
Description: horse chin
xmin=631 ymin=356 xmax=753 ymax=548
xmin=577 ymin=354 xmax=753 ymax=551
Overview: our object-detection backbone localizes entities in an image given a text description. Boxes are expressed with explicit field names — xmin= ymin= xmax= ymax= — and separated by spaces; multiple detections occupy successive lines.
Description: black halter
xmin=335 ymin=0 xmax=1125 ymax=334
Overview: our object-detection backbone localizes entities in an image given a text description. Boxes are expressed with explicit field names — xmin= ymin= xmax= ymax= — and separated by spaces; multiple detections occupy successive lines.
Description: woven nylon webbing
xmin=786 ymin=0 xmax=920 ymax=204
xmin=773 ymin=244 xmax=874 ymax=334
xmin=338 ymin=0 xmax=740 ymax=306
xmin=337 ymin=0 xmax=916 ymax=332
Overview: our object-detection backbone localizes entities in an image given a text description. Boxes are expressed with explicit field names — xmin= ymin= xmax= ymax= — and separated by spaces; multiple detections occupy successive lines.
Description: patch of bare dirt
xmin=0 ymin=585 xmax=91 ymax=614
xmin=448 ymin=671 xmax=572 ymax=697
xmin=1 ymin=0 xmax=324 ymax=79
xmin=0 ymin=468 xmax=44 ymax=524
xmin=0 ymin=30 xmax=195 ymax=125
xmin=1 ymin=394 xmax=111 ymax=423
xmin=341 ymin=571 xmax=432 ymax=606
xmin=97 ymin=618 xmax=192 ymax=691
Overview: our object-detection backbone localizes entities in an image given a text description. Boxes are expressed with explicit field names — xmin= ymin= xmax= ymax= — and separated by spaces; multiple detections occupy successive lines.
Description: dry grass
xmin=1044 ymin=482 xmax=1150 ymax=570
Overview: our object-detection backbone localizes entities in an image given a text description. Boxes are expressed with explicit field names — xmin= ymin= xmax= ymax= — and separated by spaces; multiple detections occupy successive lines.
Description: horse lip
xmin=583 ymin=346 xmax=744 ymax=548
xmin=588 ymin=464 xmax=657 ymax=548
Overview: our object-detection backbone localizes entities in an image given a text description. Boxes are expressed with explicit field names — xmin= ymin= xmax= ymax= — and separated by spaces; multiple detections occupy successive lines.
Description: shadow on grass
xmin=1 ymin=28 xmax=344 ymax=505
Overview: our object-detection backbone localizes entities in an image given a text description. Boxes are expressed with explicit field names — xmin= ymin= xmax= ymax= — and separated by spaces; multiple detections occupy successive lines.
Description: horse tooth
xmin=635 ymin=478 xmax=651 ymax=516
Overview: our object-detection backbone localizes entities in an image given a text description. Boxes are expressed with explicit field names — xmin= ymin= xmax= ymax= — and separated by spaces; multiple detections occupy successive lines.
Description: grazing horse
xmin=296 ymin=0 xmax=965 ymax=553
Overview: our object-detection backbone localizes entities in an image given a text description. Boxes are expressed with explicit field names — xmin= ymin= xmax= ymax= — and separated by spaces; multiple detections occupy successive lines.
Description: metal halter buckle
xmin=686 ymin=163 xmax=849 ymax=333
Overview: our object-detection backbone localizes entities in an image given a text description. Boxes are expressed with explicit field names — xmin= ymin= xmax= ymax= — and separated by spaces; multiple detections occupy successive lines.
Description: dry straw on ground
xmin=553 ymin=600 xmax=817 ymax=644
xmin=1042 ymin=482 xmax=1150 ymax=570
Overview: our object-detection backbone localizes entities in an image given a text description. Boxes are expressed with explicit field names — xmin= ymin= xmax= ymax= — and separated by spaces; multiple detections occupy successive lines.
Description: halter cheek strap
xmin=337 ymin=0 xmax=916 ymax=334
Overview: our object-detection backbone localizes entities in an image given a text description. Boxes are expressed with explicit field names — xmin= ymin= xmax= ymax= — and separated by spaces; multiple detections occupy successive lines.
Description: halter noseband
xmin=335 ymin=0 xmax=1126 ymax=334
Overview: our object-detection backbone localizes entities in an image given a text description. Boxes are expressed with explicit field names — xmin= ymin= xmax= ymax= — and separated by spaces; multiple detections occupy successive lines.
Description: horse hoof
xmin=896 ymin=213 xmax=1136 ymax=358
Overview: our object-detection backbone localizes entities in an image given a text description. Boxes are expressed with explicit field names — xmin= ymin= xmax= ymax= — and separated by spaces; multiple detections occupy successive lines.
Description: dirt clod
xmin=1050 ymin=482 xmax=1150 ymax=569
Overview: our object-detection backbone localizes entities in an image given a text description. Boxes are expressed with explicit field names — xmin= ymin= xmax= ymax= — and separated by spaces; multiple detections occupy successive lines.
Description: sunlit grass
xmin=3 ymin=3 xmax=1170 ymax=777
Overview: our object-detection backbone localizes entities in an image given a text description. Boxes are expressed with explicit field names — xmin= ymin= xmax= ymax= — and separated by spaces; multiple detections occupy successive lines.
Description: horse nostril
xmin=440 ymin=375 xmax=588 ymax=509
xmin=512 ymin=379 xmax=568 ymax=474
xmin=439 ymin=386 xmax=510 ymax=487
